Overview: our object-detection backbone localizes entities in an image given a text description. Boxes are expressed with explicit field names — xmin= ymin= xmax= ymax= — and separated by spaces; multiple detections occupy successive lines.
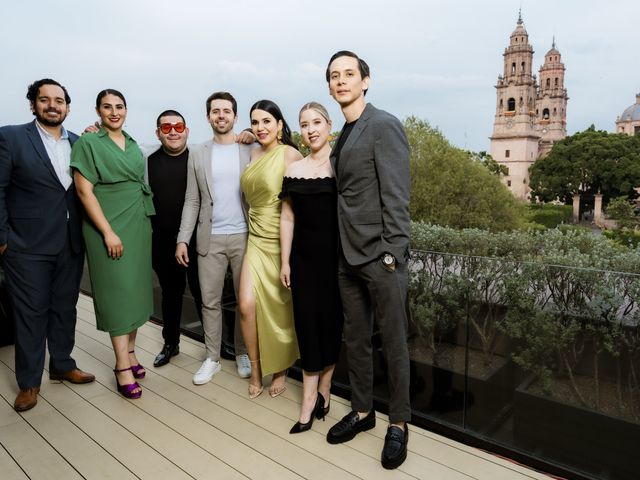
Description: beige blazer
xmin=176 ymin=140 xmax=254 ymax=255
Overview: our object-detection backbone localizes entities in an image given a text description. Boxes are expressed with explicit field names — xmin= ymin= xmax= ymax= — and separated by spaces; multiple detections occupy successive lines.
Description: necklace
xmin=306 ymin=155 xmax=330 ymax=167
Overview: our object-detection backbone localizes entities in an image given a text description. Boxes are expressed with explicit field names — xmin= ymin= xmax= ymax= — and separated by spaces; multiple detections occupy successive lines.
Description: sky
xmin=1 ymin=0 xmax=638 ymax=152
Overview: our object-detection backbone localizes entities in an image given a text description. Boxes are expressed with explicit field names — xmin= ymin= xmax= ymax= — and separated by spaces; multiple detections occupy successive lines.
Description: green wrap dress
xmin=70 ymin=128 xmax=155 ymax=336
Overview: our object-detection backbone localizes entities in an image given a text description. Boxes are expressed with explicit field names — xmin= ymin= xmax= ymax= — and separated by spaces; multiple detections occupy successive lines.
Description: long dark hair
xmin=249 ymin=99 xmax=297 ymax=150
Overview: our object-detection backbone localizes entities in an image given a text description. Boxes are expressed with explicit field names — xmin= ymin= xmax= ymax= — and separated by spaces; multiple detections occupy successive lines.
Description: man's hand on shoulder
xmin=83 ymin=122 xmax=101 ymax=135
xmin=236 ymin=129 xmax=256 ymax=145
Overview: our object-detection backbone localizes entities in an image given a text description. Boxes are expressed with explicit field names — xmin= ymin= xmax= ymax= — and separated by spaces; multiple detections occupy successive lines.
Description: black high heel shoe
xmin=316 ymin=395 xmax=330 ymax=419
xmin=289 ymin=392 xmax=325 ymax=434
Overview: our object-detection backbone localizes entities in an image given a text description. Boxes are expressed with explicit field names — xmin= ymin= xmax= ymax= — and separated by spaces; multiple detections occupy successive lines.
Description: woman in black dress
xmin=280 ymin=102 xmax=343 ymax=433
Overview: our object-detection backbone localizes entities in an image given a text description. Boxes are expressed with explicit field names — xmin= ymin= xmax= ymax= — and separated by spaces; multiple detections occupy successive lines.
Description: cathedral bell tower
xmin=490 ymin=12 xmax=540 ymax=200
xmin=536 ymin=39 xmax=568 ymax=156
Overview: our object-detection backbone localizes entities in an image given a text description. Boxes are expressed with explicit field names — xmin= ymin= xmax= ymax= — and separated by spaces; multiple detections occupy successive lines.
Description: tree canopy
xmin=529 ymin=126 xmax=640 ymax=203
xmin=406 ymin=116 xmax=522 ymax=231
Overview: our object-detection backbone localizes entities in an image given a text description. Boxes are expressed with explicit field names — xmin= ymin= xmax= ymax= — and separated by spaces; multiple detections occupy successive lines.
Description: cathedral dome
xmin=545 ymin=46 xmax=560 ymax=57
xmin=619 ymin=94 xmax=640 ymax=121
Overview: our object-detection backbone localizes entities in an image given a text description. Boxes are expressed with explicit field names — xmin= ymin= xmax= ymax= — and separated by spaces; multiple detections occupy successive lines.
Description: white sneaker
xmin=236 ymin=354 xmax=251 ymax=378
xmin=193 ymin=358 xmax=221 ymax=385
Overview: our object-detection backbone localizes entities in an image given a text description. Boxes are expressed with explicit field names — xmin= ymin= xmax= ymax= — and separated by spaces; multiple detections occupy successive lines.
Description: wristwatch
xmin=382 ymin=253 xmax=396 ymax=267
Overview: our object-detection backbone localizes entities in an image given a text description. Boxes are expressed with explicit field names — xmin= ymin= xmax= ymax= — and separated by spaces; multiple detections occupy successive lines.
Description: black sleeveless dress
xmin=280 ymin=176 xmax=343 ymax=372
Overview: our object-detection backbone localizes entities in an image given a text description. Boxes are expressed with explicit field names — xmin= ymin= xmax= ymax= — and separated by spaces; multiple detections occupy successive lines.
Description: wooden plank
xmin=0 ymin=444 xmax=29 ymax=480
xmin=0 ymin=380 xmax=82 ymax=480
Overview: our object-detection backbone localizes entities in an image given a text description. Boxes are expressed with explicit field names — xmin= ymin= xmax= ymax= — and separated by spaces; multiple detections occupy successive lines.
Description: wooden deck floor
xmin=0 ymin=294 xmax=553 ymax=480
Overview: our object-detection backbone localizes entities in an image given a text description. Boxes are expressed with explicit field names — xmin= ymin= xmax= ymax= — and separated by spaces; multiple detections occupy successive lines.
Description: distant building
xmin=616 ymin=94 xmax=640 ymax=136
xmin=490 ymin=12 xmax=569 ymax=200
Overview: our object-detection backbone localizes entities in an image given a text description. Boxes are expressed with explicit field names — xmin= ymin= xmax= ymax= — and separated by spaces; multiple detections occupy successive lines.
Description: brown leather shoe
xmin=49 ymin=368 xmax=95 ymax=384
xmin=14 ymin=387 xmax=40 ymax=412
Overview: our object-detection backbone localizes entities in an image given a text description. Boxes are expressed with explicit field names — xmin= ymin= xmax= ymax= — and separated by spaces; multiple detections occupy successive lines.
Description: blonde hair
xmin=298 ymin=101 xmax=331 ymax=123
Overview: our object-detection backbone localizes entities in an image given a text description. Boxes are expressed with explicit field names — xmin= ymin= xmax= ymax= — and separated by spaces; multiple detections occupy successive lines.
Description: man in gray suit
xmin=176 ymin=92 xmax=254 ymax=384
xmin=324 ymin=51 xmax=411 ymax=469
xmin=0 ymin=79 xmax=95 ymax=412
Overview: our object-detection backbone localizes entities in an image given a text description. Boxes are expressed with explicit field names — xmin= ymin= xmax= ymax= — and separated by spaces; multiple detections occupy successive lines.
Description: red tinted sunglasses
xmin=159 ymin=122 xmax=186 ymax=134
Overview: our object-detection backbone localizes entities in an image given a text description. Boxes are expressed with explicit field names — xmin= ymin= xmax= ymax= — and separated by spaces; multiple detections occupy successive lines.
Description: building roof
xmin=619 ymin=94 xmax=640 ymax=122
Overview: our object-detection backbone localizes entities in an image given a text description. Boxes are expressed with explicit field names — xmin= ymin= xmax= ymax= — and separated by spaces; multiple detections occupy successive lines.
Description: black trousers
xmin=152 ymin=232 xmax=202 ymax=346
xmin=2 ymin=235 xmax=83 ymax=389
xmin=338 ymin=253 xmax=411 ymax=424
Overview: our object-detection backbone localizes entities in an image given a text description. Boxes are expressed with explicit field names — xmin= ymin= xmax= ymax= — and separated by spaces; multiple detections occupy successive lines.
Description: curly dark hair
xmin=26 ymin=78 xmax=71 ymax=105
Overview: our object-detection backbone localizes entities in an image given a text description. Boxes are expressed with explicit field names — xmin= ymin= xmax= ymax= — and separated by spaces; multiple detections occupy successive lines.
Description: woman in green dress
xmin=239 ymin=100 xmax=302 ymax=399
xmin=70 ymin=89 xmax=155 ymax=399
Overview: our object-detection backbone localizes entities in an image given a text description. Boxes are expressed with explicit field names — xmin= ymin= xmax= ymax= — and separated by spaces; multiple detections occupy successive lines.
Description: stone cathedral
xmin=490 ymin=13 xmax=569 ymax=200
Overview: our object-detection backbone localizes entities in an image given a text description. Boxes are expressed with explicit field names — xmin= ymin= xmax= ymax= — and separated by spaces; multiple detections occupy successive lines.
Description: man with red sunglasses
xmin=176 ymin=92 xmax=257 ymax=384
xmin=147 ymin=110 xmax=204 ymax=368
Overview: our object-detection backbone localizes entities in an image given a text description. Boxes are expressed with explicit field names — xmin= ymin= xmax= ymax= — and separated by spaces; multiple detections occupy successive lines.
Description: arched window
xmin=543 ymin=108 xmax=550 ymax=119
xmin=521 ymin=61 xmax=525 ymax=72
xmin=553 ymin=108 xmax=557 ymax=116
xmin=546 ymin=78 xmax=550 ymax=88
xmin=508 ymin=98 xmax=516 ymax=111
xmin=519 ymin=96 xmax=523 ymax=106
xmin=511 ymin=63 xmax=516 ymax=74
xmin=499 ymin=99 xmax=503 ymax=109
xmin=555 ymin=77 xmax=559 ymax=86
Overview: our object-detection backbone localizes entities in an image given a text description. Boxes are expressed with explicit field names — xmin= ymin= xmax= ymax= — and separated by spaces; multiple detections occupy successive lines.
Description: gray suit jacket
xmin=177 ymin=140 xmax=253 ymax=255
xmin=330 ymin=103 xmax=410 ymax=266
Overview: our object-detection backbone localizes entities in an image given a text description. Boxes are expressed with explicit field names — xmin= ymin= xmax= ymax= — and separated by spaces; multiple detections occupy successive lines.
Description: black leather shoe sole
xmin=327 ymin=412 xmax=376 ymax=444
xmin=381 ymin=448 xmax=407 ymax=470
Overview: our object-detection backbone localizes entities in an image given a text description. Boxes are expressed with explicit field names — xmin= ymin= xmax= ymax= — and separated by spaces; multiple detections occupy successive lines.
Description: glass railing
xmin=399 ymin=250 xmax=639 ymax=480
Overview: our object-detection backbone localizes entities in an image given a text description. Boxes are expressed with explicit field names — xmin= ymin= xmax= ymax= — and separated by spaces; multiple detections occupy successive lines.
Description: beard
xmin=35 ymin=108 xmax=66 ymax=127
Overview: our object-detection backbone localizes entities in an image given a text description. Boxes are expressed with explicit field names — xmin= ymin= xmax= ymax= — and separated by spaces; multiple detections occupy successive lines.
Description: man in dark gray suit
xmin=0 ymin=79 xmax=94 ymax=412
xmin=324 ymin=51 xmax=411 ymax=469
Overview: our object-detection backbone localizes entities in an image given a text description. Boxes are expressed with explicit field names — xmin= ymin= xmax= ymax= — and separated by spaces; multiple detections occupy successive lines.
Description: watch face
xmin=506 ymin=120 xmax=514 ymax=128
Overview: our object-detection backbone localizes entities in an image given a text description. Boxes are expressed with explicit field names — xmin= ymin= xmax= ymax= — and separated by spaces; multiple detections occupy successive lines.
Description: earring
xmin=327 ymin=134 xmax=334 ymax=143
xmin=299 ymin=139 xmax=307 ymax=148
xmin=277 ymin=131 xmax=283 ymax=141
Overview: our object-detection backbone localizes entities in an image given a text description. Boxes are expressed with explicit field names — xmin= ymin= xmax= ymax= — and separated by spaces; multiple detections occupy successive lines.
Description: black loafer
xmin=153 ymin=344 xmax=179 ymax=367
xmin=381 ymin=424 xmax=409 ymax=469
xmin=327 ymin=410 xmax=376 ymax=444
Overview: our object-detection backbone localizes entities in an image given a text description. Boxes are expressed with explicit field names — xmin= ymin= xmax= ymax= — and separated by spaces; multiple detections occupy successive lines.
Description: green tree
xmin=467 ymin=150 xmax=508 ymax=176
xmin=529 ymin=126 xmax=640 ymax=203
xmin=606 ymin=196 xmax=639 ymax=229
xmin=406 ymin=116 xmax=522 ymax=231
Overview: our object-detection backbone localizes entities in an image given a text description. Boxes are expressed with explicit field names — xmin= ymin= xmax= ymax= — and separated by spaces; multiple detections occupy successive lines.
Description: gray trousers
xmin=198 ymin=233 xmax=247 ymax=360
xmin=338 ymin=254 xmax=411 ymax=424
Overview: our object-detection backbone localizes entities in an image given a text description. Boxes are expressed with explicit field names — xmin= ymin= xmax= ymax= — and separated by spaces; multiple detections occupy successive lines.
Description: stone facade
xmin=490 ymin=13 xmax=569 ymax=200
xmin=615 ymin=94 xmax=640 ymax=136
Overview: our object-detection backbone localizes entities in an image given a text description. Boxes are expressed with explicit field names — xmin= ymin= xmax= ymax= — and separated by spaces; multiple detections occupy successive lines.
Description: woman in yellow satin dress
xmin=239 ymin=100 xmax=303 ymax=399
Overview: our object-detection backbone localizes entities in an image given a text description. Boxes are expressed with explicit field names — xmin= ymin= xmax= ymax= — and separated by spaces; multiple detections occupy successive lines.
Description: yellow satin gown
xmin=240 ymin=144 xmax=299 ymax=375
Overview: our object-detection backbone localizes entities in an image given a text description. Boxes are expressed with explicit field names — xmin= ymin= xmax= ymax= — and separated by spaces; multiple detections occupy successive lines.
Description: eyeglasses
xmin=159 ymin=122 xmax=186 ymax=134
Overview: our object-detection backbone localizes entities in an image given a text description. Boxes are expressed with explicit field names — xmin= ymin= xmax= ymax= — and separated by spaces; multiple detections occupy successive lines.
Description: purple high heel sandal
xmin=114 ymin=366 xmax=142 ymax=399
xmin=129 ymin=350 xmax=146 ymax=379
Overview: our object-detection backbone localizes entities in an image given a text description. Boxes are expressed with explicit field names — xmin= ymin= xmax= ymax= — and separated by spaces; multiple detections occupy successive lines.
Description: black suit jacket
xmin=330 ymin=103 xmax=410 ymax=266
xmin=0 ymin=120 xmax=83 ymax=255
